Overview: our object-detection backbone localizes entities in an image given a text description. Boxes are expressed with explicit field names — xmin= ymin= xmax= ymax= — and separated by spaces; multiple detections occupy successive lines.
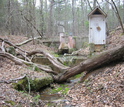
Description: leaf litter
xmin=0 ymin=29 xmax=124 ymax=107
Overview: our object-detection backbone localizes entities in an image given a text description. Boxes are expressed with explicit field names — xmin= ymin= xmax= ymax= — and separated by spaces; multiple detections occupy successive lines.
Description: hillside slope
xmin=65 ymin=29 xmax=124 ymax=107
xmin=0 ymin=29 xmax=124 ymax=106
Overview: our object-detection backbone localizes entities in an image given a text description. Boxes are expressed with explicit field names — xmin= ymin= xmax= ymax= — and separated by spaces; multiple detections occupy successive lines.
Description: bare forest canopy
xmin=0 ymin=0 xmax=124 ymax=37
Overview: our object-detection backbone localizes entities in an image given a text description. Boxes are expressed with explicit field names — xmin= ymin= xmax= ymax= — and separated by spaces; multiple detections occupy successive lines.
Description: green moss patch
xmin=13 ymin=75 xmax=53 ymax=91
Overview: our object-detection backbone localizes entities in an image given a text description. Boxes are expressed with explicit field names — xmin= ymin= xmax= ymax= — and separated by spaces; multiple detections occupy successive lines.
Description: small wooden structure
xmin=88 ymin=7 xmax=107 ymax=51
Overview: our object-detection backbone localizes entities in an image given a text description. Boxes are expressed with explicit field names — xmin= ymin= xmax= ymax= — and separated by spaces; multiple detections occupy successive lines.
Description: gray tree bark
xmin=55 ymin=45 xmax=124 ymax=82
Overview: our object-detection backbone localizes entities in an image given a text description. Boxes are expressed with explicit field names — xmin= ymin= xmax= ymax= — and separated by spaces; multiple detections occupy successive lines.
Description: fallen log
xmin=0 ymin=51 xmax=57 ymax=75
xmin=55 ymin=45 xmax=124 ymax=82
xmin=0 ymin=38 xmax=31 ymax=61
xmin=1 ymin=43 xmax=124 ymax=87
xmin=15 ymin=36 xmax=41 ymax=46
xmin=0 ymin=38 xmax=27 ymax=53
xmin=27 ymin=50 xmax=70 ymax=72
xmin=0 ymin=38 xmax=69 ymax=72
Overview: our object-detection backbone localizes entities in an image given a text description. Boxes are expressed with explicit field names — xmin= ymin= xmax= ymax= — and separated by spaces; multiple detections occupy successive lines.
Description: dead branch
xmin=86 ymin=0 xmax=93 ymax=10
xmin=0 ymin=38 xmax=27 ymax=53
xmin=15 ymin=36 xmax=41 ymax=47
xmin=27 ymin=50 xmax=70 ymax=72
xmin=0 ymin=51 xmax=58 ymax=75
xmin=0 ymin=74 xmax=27 ymax=84
xmin=105 ymin=0 xmax=124 ymax=33
xmin=16 ymin=50 xmax=31 ymax=62
xmin=1 ymin=41 xmax=5 ymax=52
xmin=22 ymin=13 xmax=43 ymax=38
xmin=0 ymin=38 xmax=68 ymax=73
xmin=0 ymin=38 xmax=31 ymax=61
xmin=111 ymin=0 xmax=124 ymax=33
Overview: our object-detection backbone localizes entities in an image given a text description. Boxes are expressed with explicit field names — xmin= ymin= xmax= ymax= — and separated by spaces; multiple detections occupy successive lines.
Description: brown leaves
xmin=66 ymin=63 xmax=124 ymax=107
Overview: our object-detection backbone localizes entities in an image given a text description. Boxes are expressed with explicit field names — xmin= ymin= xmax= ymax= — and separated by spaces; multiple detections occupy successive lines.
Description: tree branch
xmin=1 ymin=41 xmax=5 ymax=52
xmin=20 ymin=11 xmax=43 ymax=38
xmin=0 ymin=38 xmax=27 ymax=53
xmin=0 ymin=51 xmax=57 ymax=75
xmin=86 ymin=0 xmax=93 ymax=10
xmin=0 ymin=74 xmax=27 ymax=84
xmin=105 ymin=0 xmax=124 ymax=33
xmin=111 ymin=0 xmax=124 ymax=33
xmin=27 ymin=50 xmax=70 ymax=72
xmin=15 ymin=36 xmax=41 ymax=47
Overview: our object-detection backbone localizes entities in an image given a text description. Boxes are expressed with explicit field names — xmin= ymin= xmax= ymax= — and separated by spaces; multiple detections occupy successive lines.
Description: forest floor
xmin=0 ymin=29 xmax=124 ymax=107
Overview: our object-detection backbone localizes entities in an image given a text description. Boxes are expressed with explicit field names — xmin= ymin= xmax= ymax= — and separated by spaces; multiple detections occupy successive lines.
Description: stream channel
xmin=32 ymin=55 xmax=94 ymax=106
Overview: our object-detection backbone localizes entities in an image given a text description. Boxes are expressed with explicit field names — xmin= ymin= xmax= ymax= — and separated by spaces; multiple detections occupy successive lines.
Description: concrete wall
xmin=75 ymin=37 xmax=88 ymax=49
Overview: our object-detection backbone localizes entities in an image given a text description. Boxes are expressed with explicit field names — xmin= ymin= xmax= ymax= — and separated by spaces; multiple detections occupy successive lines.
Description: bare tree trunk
xmin=106 ymin=0 xmax=124 ymax=33
xmin=96 ymin=0 xmax=100 ymax=7
xmin=44 ymin=0 xmax=49 ymax=35
xmin=72 ymin=0 xmax=76 ymax=36
xmin=49 ymin=0 xmax=55 ymax=36
xmin=86 ymin=0 xmax=93 ymax=10
xmin=111 ymin=0 xmax=124 ymax=33
xmin=123 ymin=0 xmax=124 ymax=23
xmin=93 ymin=0 xmax=97 ymax=8
xmin=7 ymin=0 xmax=11 ymax=35
xmin=31 ymin=0 xmax=36 ymax=44
xmin=20 ymin=12 xmax=43 ymax=38
xmin=40 ymin=0 xmax=45 ymax=37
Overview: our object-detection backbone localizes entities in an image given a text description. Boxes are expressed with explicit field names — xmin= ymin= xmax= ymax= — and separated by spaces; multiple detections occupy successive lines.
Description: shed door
xmin=89 ymin=16 xmax=106 ymax=44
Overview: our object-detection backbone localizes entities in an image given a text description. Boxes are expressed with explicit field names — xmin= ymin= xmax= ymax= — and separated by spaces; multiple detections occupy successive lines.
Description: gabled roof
xmin=88 ymin=6 xmax=107 ymax=18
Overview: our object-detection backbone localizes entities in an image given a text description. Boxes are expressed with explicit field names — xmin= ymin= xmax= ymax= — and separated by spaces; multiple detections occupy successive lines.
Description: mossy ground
xmin=13 ymin=75 xmax=53 ymax=91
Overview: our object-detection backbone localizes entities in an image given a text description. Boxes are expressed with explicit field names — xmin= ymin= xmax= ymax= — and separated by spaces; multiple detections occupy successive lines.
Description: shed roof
xmin=88 ymin=6 xmax=107 ymax=18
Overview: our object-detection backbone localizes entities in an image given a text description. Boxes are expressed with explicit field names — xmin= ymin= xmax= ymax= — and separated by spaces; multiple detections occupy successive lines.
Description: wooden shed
xmin=88 ymin=7 xmax=107 ymax=51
